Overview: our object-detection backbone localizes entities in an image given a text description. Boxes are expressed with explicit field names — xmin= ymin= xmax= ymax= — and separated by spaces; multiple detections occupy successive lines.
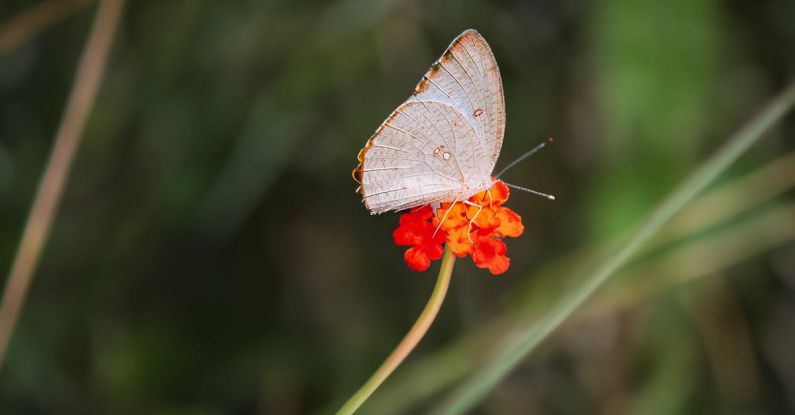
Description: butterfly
xmin=353 ymin=29 xmax=507 ymax=214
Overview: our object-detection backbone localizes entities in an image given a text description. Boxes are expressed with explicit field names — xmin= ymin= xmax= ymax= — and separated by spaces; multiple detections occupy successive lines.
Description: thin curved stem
xmin=336 ymin=246 xmax=456 ymax=415
xmin=0 ymin=0 xmax=125 ymax=372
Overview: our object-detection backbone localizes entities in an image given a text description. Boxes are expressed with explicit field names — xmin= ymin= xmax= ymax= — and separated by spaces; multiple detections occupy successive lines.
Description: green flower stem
xmin=433 ymin=80 xmax=795 ymax=415
xmin=337 ymin=246 xmax=456 ymax=415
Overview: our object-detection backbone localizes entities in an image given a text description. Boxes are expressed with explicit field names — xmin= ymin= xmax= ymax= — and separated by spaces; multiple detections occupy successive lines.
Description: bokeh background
xmin=1 ymin=0 xmax=795 ymax=413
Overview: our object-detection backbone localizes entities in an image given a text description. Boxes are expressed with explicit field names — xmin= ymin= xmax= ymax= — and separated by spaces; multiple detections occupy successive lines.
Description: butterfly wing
xmin=354 ymin=100 xmax=483 ymax=214
xmin=412 ymin=29 xmax=506 ymax=175
xmin=354 ymin=29 xmax=505 ymax=214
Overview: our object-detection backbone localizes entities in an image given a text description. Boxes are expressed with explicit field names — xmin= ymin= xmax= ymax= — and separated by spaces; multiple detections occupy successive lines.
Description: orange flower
xmin=393 ymin=181 xmax=524 ymax=275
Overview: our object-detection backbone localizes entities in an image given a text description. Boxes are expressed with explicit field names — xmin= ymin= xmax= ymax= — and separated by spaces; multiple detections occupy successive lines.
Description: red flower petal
xmin=445 ymin=227 xmax=472 ymax=257
xmin=404 ymin=247 xmax=431 ymax=272
xmin=434 ymin=203 xmax=469 ymax=231
xmin=490 ymin=181 xmax=511 ymax=206
xmin=486 ymin=254 xmax=510 ymax=275
xmin=471 ymin=237 xmax=510 ymax=275
xmin=393 ymin=224 xmax=417 ymax=246
xmin=420 ymin=241 xmax=445 ymax=261
xmin=394 ymin=206 xmax=446 ymax=246
xmin=467 ymin=205 xmax=500 ymax=234
xmin=494 ymin=207 xmax=524 ymax=238
xmin=391 ymin=181 xmax=523 ymax=273
xmin=395 ymin=206 xmax=446 ymax=271
xmin=398 ymin=206 xmax=434 ymax=227
xmin=470 ymin=180 xmax=510 ymax=207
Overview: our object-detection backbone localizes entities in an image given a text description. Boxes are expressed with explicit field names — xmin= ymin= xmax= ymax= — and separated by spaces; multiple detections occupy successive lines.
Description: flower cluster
xmin=393 ymin=181 xmax=524 ymax=275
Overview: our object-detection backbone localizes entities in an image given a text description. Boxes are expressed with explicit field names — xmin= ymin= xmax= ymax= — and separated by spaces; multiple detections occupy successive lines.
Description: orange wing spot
xmin=354 ymin=136 xmax=376 ymax=191
xmin=414 ymin=78 xmax=430 ymax=94
xmin=352 ymin=164 xmax=363 ymax=185
xmin=449 ymin=33 xmax=475 ymax=54
xmin=356 ymin=137 xmax=375 ymax=163
xmin=448 ymin=41 xmax=462 ymax=54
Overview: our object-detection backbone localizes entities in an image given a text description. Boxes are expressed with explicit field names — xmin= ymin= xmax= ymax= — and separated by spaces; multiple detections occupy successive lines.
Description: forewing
xmin=411 ymin=29 xmax=506 ymax=175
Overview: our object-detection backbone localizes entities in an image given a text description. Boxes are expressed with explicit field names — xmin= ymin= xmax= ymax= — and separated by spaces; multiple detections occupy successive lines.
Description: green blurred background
xmin=1 ymin=0 xmax=795 ymax=413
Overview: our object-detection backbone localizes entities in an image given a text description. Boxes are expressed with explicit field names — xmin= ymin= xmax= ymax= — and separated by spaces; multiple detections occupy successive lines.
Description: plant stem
xmin=337 ymin=246 xmax=456 ymax=415
xmin=0 ymin=0 xmax=125 ymax=372
xmin=433 ymin=79 xmax=795 ymax=415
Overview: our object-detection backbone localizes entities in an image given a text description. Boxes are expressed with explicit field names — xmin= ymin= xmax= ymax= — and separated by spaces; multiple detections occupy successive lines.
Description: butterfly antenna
xmin=503 ymin=182 xmax=556 ymax=200
xmin=495 ymin=137 xmax=554 ymax=179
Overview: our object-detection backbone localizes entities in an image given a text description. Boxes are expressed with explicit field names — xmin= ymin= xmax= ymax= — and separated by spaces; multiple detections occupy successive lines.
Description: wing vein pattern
xmin=356 ymin=29 xmax=505 ymax=214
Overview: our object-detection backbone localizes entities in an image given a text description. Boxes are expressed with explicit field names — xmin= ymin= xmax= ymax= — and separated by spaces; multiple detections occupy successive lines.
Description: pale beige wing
xmin=411 ymin=29 xmax=506 ymax=176
xmin=354 ymin=100 xmax=485 ymax=214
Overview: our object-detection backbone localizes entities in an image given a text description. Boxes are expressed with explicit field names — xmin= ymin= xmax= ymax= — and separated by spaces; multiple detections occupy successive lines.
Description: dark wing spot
xmin=473 ymin=108 xmax=483 ymax=117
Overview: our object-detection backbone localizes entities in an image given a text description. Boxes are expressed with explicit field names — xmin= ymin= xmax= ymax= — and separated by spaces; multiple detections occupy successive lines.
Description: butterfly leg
xmin=462 ymin=199 xmax=483 ymax=243
xmin=432 ymin=196 xmax=459 ymax=238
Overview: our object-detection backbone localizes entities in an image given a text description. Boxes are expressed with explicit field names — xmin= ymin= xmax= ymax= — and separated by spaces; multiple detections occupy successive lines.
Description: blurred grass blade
xmin=0 ymin=0 xmax=91 ymax=56
xmin=0 ymin=0 xmax=124 ymax=371
xmin=433 ymin=79 xmax=795 ymax=414
xmin=367 ymin=147 xmax=795 ymax=414
xmin=369 ymin=168 xmax=795 ymax=414
xmin=586 ymin=201 xmax=795 ymax=321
